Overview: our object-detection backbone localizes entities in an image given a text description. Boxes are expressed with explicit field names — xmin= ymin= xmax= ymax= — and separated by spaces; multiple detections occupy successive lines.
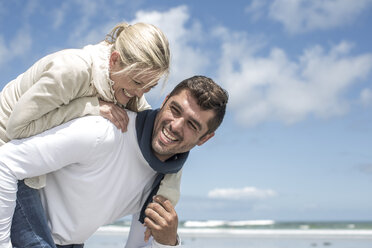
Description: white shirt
xmin=0 ymin=112 xmax=180 ymax=248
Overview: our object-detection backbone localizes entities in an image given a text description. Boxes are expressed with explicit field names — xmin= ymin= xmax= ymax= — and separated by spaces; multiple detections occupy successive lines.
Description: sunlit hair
xmin=105 ymin=22 xmax=170 ymax=111
xmin=167 ymin=76 xmax=229 ymax=134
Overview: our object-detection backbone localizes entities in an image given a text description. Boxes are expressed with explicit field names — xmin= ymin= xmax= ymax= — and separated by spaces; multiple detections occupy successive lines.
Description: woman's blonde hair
xmin=105 ymin=22 xmax=170 ymax=111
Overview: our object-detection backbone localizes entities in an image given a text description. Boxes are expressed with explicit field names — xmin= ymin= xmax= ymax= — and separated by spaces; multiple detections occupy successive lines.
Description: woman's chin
xmin=115 ymin=95 xmax=130 ymax=106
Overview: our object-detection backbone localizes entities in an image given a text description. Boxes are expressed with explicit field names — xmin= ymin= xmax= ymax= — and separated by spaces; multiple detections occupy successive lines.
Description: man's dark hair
xmin=168 ymin=75 xmax=229 ymax=134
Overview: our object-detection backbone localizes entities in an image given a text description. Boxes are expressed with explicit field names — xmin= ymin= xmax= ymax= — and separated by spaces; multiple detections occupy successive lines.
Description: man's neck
xmin=136 ymin=109 xmax=188 ymax=174
xmin=153 ymin=150 xmax=172 ymax=162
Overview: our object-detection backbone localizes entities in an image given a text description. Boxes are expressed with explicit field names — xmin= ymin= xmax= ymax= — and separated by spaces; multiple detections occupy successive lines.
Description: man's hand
xmin=99 ymin=100 xmax=129 ymax=132
xmin=144 ymin=195 xmax=178 ymax=246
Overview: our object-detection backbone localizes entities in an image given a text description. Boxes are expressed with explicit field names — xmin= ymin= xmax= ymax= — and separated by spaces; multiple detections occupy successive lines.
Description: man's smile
xmin=162 ymin=127 xmax=178 ymax=143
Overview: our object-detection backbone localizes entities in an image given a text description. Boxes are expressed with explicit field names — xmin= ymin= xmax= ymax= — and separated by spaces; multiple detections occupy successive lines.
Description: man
xmin=0 ymin=76 xmax=228 ymax=247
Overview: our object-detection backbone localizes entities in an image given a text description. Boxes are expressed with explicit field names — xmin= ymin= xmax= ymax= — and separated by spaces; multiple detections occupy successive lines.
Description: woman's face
xmin=109 ymin=51 xmax=157 ymax=106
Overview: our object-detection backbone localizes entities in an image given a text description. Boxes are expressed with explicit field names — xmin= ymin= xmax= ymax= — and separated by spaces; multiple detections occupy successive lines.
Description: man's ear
xmin=109 ymin=51 xmax=121 ymax=69
xmin=197 ymin=132 xmax=215 ymax=146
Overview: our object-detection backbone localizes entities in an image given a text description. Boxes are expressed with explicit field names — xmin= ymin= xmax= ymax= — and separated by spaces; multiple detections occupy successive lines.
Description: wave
xmin=183 ymin=220 xmax=275 ymax=228
xmin=177 ymin=228 xmax=372 ymax=237
xmin=105 ymin=219 xmax=372 ymax=237
xmin=96 ymin=225 xmax=372 ymax=238
xmin=96 ymin=226 xmax=130 ymax=234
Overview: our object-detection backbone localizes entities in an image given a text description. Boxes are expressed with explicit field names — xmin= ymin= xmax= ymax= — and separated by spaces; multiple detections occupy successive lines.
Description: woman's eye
xmin=133 ymin=80 xmax=141 ymax=85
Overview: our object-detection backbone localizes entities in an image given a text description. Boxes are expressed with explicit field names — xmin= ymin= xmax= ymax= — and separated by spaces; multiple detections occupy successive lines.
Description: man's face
xmin=152 ymin=89 xmax=215 ymax=161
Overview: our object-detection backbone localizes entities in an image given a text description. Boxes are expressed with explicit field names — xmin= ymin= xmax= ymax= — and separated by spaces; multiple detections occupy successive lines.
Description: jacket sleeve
xmin=7 ymin=96 xmax=100 ymax=139
xmin=157 ymin=169 xmax=183 ymax=206
xmin=6 ymin=52 xmax=97 ymax=140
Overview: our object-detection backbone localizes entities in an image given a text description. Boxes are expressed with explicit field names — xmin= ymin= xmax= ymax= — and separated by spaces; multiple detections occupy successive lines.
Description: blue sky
xmin=1 ymin=0 xmax=372 ymax=222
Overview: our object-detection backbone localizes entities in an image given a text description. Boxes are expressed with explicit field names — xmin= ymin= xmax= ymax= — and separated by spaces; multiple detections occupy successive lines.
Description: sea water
xmin=85 ymin=220 xmax=372 ymax=248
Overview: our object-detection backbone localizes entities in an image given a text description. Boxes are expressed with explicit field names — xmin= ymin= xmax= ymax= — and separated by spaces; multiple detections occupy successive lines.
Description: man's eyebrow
xmin=171 ymin=101 xmax=202 ymax=131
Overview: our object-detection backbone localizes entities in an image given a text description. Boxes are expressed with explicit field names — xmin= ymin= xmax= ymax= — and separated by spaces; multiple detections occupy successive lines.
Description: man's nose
xmin=171 ymin=117 xmax=184 ymax=132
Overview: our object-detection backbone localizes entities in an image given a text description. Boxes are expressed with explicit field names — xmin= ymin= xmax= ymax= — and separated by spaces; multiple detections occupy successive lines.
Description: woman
xmin=0 ymin=22 xmax=181 ymax=235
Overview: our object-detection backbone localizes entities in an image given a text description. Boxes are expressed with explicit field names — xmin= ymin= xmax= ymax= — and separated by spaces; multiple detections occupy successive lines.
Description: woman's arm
xmin=6 ymin=52 xmax=94 ymax=139
xmin=7 ymin=96 xmax=100 ymax=139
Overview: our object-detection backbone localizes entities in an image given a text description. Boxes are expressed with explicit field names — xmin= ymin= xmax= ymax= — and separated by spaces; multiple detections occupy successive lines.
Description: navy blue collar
xmin=135 ymin=109 xmax=188 ymax=174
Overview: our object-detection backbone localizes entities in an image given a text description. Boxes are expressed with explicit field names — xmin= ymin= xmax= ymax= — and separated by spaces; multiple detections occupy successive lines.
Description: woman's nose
xmin=134 ymin=87 xmax=151 ymax=98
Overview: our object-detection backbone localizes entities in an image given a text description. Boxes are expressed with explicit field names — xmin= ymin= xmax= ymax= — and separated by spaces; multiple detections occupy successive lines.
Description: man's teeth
xmin=163 ymin=128 xmax=177 ymax=141
xmin=123 ymin=89 xmax=134 ymax=98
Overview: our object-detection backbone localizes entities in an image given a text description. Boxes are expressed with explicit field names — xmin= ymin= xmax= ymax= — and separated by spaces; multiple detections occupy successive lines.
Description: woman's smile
xmin=122 ymin=88 xmax=134 ymax=98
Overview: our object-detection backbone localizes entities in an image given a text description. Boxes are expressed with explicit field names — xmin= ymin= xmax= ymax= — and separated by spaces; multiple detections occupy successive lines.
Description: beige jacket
xmin=0 ymin=42 xmax=181 ymax=205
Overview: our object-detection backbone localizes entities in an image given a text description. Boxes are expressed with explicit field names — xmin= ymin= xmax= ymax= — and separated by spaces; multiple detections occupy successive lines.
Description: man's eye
xmin=189 ymin=122 xmax=197 ymax=131
xmin=133 ymin=80 xmax=142 ymax=85
xmin=171 ymin=106 xmax=180 ymax=115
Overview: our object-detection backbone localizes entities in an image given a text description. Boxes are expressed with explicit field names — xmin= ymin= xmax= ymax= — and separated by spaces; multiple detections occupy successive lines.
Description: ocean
xmin=85 ymin=220 xmax=372 ymax=248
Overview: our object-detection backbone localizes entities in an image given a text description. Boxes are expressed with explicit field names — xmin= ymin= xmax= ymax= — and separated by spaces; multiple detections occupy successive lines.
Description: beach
xmin=85 ymin=221 xmax=372 ymax=248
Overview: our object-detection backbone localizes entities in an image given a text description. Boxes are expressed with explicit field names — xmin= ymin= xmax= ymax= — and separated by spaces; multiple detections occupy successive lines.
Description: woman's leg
xmin=11 ymin=180 xmax=56 ymax=248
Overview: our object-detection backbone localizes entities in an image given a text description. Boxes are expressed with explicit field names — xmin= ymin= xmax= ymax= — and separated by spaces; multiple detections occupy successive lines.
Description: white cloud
xmin=22 ymin=0 xmax=40 ymax=19
xmin=9 ymin=29 xmax=33 ymax=57
xmin=360 ymin=88 xmax=372 ymax=106
xmin=66 ymin=0 xmax=104 ymax=47
xmin=0 ymin=29 xmax=32 ymax=66
xmin=51 ymin=1 xmax=71 ymax=29
xmin=131 ymin=6 xmax=210 ymax=91
xmin=0 ymin=2 xmax=5 ymax=18
xmin=216 ymin=33 xmax=372 ymax=126
xmin=208 ymin=186 xmax=277 ymax=200
xmin=245 ymin=0 xmax=269 ymax=21
xmin=268 ymin=0 xmax=372 ymax=33
xmin=0 ymin=37 xmax=6 ymax=65
xmin=359 ymin=163 xmax=372 ymax=174
xmin=51 ymin=0 xmax=130 ymax=47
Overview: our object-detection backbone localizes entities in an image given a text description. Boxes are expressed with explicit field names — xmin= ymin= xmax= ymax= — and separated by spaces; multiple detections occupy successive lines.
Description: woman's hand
xmin=99 ymin=100 xmax=129 ymax=132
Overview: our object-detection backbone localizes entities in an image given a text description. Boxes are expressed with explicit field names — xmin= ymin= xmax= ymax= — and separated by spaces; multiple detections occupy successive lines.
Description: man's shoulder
xmin=50 ymin=116 xmax=117 ymax=152
xmin=59 ymin=112 xmax=140 ymax=143
xmin=69 ymin=113 xmax=138 ymax=138
xmin=66 ymin=115 xmax=108 ymax=127
xmin=55 ymin=115 xmax=112 ymax=138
